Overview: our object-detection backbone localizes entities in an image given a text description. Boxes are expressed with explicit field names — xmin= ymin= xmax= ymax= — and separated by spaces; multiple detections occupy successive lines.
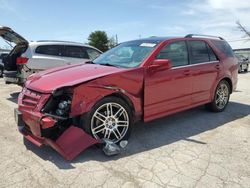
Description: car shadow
xmin=7 ymin=92 xmax=20 ymax=104
xmin=23 ymin=101 xmax=250 ymax=169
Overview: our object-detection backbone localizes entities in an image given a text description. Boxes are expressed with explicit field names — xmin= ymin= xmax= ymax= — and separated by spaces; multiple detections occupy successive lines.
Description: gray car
xmin=236 ymin=54 xmax=249 ymax=73
xmin=0 ymin=26 xmax=102 ymax=85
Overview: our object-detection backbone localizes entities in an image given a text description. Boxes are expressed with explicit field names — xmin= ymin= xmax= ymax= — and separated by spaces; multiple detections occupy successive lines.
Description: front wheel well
xmin=105 ymin=92 xmax=135 ymax=116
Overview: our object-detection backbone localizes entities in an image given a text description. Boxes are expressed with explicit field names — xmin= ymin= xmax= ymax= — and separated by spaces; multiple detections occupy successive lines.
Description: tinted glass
xmin=64 ymin=46 xmax=89 ymax=59
xmin=207 ymin=44 xmax=218 ymax=61
xmin=93 ymin=41 xmax=157 ymax=68
xmin=0 ymin=53 xmax=8 ymax=60
xmin=189 ymin=41 xmax=209 ymax=64
xmin=212 ymin=40 xmax=234 ymax=57
xmin=35 ymin=45 xmax=63 ymax=56
xmin=156 ymin=41 xmax=188 ymax=67
xmin=86 ymin=48 xmax=101 ymax=60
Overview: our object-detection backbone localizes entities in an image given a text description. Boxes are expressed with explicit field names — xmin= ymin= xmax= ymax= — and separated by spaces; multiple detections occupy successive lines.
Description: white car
xmin=0 ymin=26 xmax=102 ymax=85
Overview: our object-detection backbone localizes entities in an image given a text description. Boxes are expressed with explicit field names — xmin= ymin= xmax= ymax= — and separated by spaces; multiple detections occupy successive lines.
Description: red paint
xmin=17 ymin=36 xmax=238 ymax=160
xmin=40 ymin=117 xmax=57 ymax=129
xmin=19 ymin=125 xmax=99 ymax=160
xmin=51 ymin=126 xmax=99 ymax=160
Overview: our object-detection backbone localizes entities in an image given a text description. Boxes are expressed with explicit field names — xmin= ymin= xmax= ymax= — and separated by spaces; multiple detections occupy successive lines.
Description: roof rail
xmin=36 ymin=40 xmax=84 ymax=44
xmin=185 ymin=34 xmax=224 ymax=40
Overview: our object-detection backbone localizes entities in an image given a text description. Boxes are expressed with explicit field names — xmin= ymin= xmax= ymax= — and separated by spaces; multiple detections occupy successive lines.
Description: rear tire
xmin=206 ymin=80 xmax=230 ymax=112
xmin=81 ymin=96 xmax=133 ymax=144
xmin=244 ymin=65 xmax=248 ymax=72
xmin=0 ymin=67 xmax=3 ymax=77
xmin=238 ymin=65 xmax=242 ymax=73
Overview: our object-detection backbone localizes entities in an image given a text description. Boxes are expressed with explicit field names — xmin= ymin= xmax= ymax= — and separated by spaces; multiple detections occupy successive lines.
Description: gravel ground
xmin=0 ymin=73 xmax=250 ymax=188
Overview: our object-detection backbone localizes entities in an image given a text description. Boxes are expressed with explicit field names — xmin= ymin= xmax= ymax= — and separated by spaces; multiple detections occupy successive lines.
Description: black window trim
xmin=187 ymin=40 xmax=210 ymax=65
xmin=35 ymin=44 xmax=92 ymax=59
xmin=206 ymin=42 xmax=220 ymax=62
xmin=35 ymin=44 xmax=64 ymax=57
xmin=187 ymin=40 xmax=220 ymax=65
xmin=156 ymin=40 xmax=190 ymax=68
xmin=64 ymin=45 xmax=90 ymax=59
xmin=172 ymin=40 xmax=220 ymax=69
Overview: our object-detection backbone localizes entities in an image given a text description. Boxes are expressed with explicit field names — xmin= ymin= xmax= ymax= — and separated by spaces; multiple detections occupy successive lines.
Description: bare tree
xmin=236 ymin=21 xmax=250 ymax=38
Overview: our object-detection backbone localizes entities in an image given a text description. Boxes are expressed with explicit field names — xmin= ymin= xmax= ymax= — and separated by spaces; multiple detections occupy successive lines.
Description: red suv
xmin=15 ymin=34 xmax=238 ymax=160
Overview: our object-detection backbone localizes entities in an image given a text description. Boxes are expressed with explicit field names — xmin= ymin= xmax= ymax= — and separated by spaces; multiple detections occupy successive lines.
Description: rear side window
xmin=156 ymin=41 xmax=188 ymax=67
xmin=207 ymin=44 xmax=218 ymax=61
xmin=86 ymin=48 xmax=101 ymax=60
xmin=35 ymin=45 xmax=63 ymax=56
xmin=64 ymin=45 xmax=89 ymax=59
xmin=211 ymin=40 xmax=234 ymax=57
xmin=188 ymin=41 xmax=209 ymax=64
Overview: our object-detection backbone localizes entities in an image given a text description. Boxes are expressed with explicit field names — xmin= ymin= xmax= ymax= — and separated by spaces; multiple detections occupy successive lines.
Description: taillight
xmin=16 ymin=57 xmax=28 ymax=65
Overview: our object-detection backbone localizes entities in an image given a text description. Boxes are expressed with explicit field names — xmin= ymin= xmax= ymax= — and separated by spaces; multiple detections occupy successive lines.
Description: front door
xmin=144 ymin=41 xmax=192 ymax=122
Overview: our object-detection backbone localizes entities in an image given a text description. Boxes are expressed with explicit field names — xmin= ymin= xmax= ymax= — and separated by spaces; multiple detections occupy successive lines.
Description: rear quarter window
xmin=211 ymin=40 xmax=235 ymax=57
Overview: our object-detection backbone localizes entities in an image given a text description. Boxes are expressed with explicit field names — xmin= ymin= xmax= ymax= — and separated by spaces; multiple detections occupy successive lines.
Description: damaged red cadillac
xmin=15 ymin=35 xmax=238 ymax=160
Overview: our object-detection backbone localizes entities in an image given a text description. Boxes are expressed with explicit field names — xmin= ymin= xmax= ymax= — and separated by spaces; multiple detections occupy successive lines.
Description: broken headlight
xmin=42 ymin=87 xmax=73 ymax=117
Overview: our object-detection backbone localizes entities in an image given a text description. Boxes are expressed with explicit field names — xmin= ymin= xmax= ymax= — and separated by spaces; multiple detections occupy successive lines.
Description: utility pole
xmin=115 ymin=34 xmax=118 ymax=45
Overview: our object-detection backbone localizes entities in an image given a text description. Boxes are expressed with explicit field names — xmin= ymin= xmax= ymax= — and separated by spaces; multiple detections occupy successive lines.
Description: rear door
xmin=144 ymin=41 xmax=193 ymax=121
xmin=0 ymin=26 xmax=28 ymax=44
xmin=187 ymin=40 xmax=221 ymax=104
xmin=0 ymin=26 xmax=28 ymax=71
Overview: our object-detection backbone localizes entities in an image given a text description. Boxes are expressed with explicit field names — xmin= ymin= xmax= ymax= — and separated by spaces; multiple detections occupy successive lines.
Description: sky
xmin=0 ymin=0 xmax=250 ymax=49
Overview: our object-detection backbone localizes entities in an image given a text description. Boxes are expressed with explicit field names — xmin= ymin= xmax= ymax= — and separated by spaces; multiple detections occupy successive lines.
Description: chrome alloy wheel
xmin=215 ymin=83 xmax=229 ymax=109
xmin=90 ymin=102 xmax=129 ymax=143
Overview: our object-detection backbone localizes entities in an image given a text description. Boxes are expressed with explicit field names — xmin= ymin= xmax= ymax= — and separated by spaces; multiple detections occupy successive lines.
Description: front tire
xmin=82 ymin=97 xmax=132 ymax=144
xmin=206 ymin=80 xmax=230 ymax=112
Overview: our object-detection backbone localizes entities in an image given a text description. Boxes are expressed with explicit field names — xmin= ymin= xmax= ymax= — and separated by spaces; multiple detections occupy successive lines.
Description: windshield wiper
xmin=100 ymin=63 xmax=122 ymax=68
xmin=85 ymin=61 xmax=95 ymax=64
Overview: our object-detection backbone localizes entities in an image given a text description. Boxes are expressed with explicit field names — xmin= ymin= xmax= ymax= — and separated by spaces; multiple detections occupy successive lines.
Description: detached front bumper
xmin=14 ymin=108 xmax=99 ymax=160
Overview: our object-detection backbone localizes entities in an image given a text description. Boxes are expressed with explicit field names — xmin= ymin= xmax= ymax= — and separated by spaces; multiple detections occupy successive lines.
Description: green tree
xmin=236 ymin=21 xmax=250 ymax=38
xmin=88 ymin=31 xmax=109 ymax=52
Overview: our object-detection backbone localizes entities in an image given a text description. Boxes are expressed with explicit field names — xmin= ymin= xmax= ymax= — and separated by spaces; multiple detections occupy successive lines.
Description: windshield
xmin=235 ymin=54 xmax=246 ymax=60
xmin=93 ymin=41 xmax=158 ymax=68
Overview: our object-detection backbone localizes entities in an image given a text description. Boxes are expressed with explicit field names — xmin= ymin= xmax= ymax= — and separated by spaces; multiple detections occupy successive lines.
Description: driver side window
xmin=156 ymin=41 xmax=188 ymax=67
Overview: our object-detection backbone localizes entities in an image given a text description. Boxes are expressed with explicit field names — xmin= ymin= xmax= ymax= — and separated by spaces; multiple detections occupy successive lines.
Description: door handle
xmin=183 ymin=70 xmax=191 ymax=76
xmin=215 ymin=64 xmax=220 ymax=70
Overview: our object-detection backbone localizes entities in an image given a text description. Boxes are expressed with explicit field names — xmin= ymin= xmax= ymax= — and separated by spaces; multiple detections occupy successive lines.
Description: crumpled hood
xmin=25 ymin=64 xmax=125 ymax=93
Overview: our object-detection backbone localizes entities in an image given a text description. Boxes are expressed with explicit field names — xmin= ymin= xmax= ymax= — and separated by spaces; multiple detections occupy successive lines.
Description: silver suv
xmin=0 ymin=26 xmax=102 ymax=85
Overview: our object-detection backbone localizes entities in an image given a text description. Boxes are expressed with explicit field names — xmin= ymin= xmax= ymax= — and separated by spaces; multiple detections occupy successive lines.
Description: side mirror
xmin=149 ymin=59 xmax=172 ymax=70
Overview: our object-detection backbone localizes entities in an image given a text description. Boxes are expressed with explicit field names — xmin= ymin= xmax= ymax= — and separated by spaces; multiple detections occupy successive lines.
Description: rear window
xmin=64 ymin=45 xmax=89 ymax=59
xmin=211 ymin=40 xmax=235 ymax=57
xmin=35 ymin=45 xmax=63 ymax=56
